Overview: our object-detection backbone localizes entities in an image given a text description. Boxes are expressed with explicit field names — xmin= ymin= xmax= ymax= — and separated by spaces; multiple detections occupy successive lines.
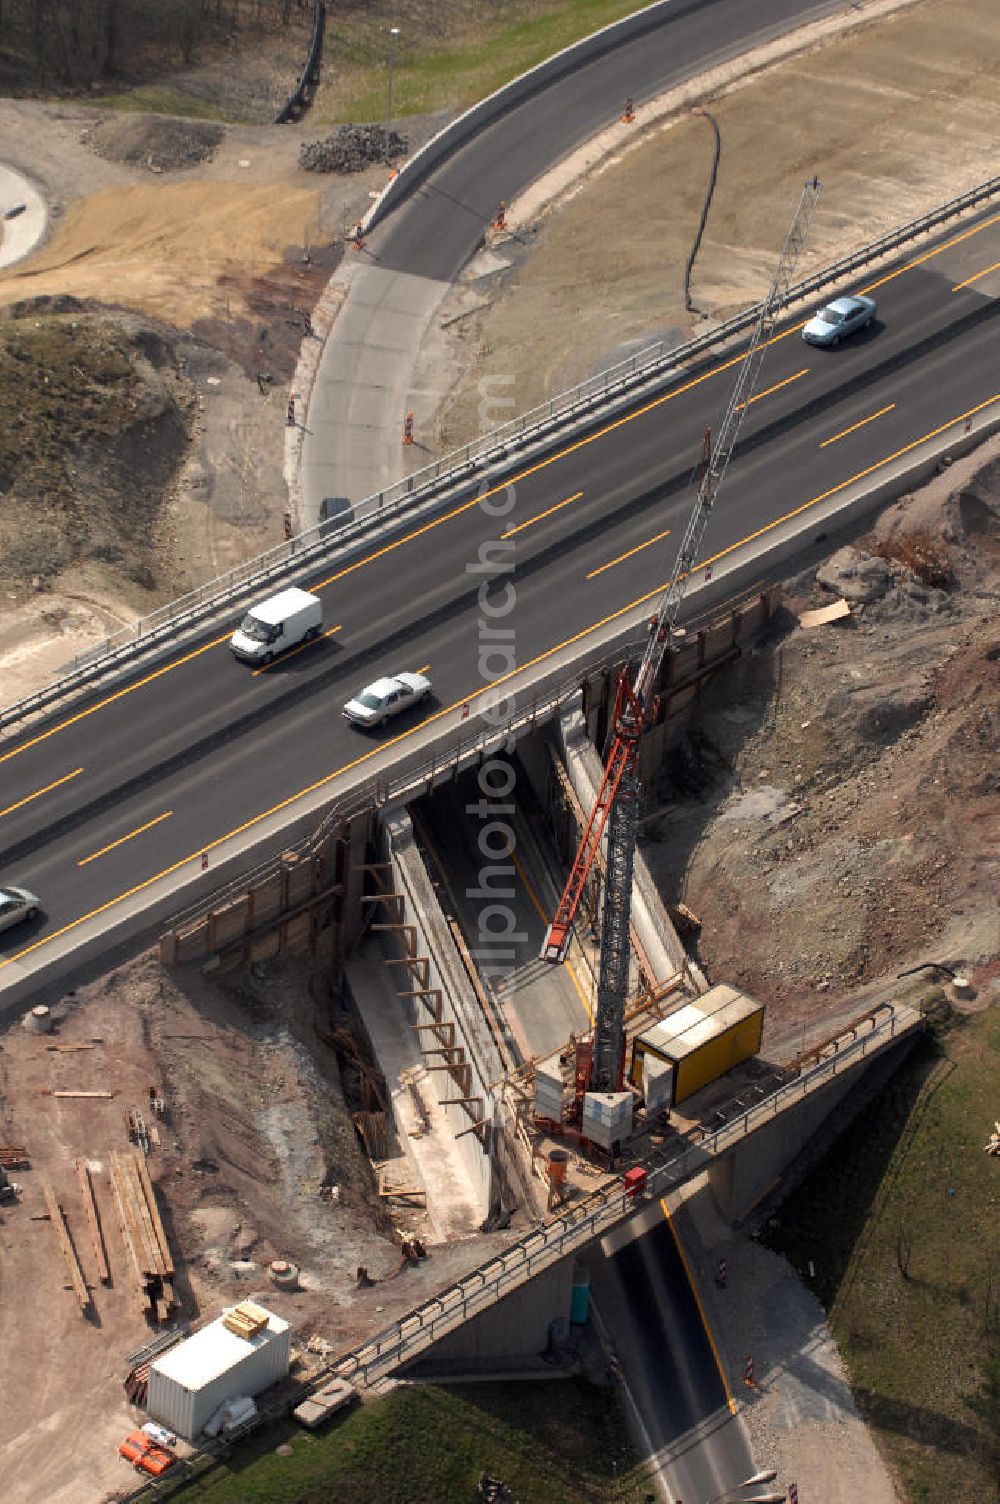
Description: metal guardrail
xmin=2 ymin=176 xmax=997 ymax=738
xmin=325 ymin=1003 xmax=915 ymax=1390
xmin=273 ymin=1 xmax=326 ymax=125
xmin=162 ymin=583 xmax=775 ymax=935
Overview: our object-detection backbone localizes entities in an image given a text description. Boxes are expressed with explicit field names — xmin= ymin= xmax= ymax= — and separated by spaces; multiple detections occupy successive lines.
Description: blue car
xmin=802 ymin=294 xmax=877 ymax=347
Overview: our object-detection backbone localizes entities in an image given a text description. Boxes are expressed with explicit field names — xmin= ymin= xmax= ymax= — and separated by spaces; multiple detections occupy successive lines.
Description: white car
xmin=0 ymin=885 xmax=40 ymax=935
xmin=343 ymin=672 xmax=431 ymax=729
xmin=141 ymin=1422 xmax=177 ymax=1449
xmin=801 ymin=294 xmax=876 ymax=347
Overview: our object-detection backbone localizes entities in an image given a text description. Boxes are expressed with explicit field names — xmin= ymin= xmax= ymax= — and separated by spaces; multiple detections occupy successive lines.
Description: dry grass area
xmin=431 ymin=0 xmax=1000 ymax=446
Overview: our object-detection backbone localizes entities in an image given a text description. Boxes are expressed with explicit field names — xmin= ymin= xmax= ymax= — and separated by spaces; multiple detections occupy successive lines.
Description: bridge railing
xmin=162 ymin=584 xmax=775 ymax=935
xmin=324 ymin=1002 xmax=914 ymax=1388
xmin=2 ymin=177 xmax=996 ymax=737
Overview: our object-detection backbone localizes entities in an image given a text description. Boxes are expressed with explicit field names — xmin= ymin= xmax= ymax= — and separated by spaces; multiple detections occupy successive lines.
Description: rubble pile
xmin=299 ymin=123 xmax=407 ymax=173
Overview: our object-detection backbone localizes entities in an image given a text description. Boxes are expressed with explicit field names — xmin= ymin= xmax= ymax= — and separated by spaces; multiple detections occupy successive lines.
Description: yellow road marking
xmin=414 ymin=664 xmax=431 ymax=676
xmin=500 ymin=490 xmax=584 ymax=539
xmin=4 ymin=393 xmax=996 ymax=969
xmin=77 ymin=811 xmax=173 ymax=867
xmin=696 ymin=393 xmax=999 ymax=573
xmin=0 ymin=632 xmax=232 ymax=769
xmin=510 ymin=849 xmax=594 ymax=1024
xmin=660 ymin=1197 xmax=737 ymax=1415
xmin=250 ymin=624 xmax=341 ymax=676
xmin=820 ymin=403 xmax=896 ymax=448
xmin=735 ymin=367 xmax=808 ymax=410
xmin=6 ymin=212 xmax=997 ymax=769
xmin=587 ymin=527 xmax=672 ymax=581
xmin=0 ymin=767 xmax=84 ymax=821
xmin=952 ymin=258 xmax=1000 ymax=292
xmin=860 ymin=211 xmax=1000 ymax=295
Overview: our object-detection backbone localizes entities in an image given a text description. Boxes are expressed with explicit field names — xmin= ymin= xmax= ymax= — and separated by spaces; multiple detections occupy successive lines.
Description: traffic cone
xmin=744 ymin=1354 xmax=755 ymax=1388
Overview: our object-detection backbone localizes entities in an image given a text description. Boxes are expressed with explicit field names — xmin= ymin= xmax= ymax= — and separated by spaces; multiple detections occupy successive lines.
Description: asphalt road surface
xmin=373 ymin=0 xmax=860 ymax=281
xmin=1 ymin=210 xmax=997 ymax=980
xmin=583 ymin=1201 xmax=754 ymax=1501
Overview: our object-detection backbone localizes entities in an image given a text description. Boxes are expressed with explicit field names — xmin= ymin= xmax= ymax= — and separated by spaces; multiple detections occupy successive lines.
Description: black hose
xmin=684 ymin=108 xmax=721 ymax=315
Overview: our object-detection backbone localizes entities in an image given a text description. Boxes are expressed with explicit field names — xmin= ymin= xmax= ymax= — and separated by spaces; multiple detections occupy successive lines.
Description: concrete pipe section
xmin=0 ymin=164 xmax=47 ymax=269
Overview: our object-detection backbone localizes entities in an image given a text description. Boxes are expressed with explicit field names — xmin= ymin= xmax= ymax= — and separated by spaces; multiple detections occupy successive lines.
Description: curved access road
xmin=300 ymin=0 xmax=858 ymax=512
xmin=375 ymin=0 xmax=859 ymax=281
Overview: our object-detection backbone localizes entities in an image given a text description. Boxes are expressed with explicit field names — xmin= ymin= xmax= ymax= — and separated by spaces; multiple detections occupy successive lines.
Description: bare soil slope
xmin=644 ymin=441 xmax=1000 ymax=1048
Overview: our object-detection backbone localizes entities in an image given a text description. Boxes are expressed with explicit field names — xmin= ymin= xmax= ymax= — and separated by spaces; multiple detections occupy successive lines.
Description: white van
xmin=230 ymin=587 xmax=322 ymax=664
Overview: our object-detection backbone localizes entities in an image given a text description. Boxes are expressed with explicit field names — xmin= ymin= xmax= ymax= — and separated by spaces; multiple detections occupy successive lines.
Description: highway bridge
xmin=1 ymin=199 xmax=997 ymax=1003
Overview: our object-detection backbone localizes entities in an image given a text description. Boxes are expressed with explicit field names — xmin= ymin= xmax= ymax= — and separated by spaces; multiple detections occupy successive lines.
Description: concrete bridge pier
xmin=708 ymin=1030 xmax=920 ymax=1223
xmin=401 ymin=1252 xmax=577 ymax=1378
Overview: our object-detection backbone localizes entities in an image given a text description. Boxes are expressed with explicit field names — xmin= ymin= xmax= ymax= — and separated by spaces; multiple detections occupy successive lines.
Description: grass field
xmin=74 ymin=0 xmax=652 ymax=125
xmin=317 ymin=0 xmax=650 ymax=125
xmin=762 ymin=999 xmax=1000 ymax=1503
xmin=163 ymin=1380 xmax=653 ymax=1503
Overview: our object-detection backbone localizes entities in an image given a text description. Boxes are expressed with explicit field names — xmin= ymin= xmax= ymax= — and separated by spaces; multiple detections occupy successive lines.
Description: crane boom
xmin=541 ymin=179 xmax=822 ymax=1007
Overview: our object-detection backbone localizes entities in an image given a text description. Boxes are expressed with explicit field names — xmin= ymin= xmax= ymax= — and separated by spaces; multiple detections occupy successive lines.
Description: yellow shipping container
xmin=631 ymin=984 xmax=764 ymax=1107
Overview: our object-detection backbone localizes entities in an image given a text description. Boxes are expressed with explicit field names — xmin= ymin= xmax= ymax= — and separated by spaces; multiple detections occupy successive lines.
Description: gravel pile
xmin=299 ymin=124 xmax=407 ymax=174
xmin=84 ymin=116 xmax=224 ymax=172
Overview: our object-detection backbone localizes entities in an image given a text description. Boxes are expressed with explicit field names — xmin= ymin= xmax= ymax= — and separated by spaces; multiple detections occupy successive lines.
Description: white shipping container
xmin=148 ymin=1306 xmax=291 ymax=1440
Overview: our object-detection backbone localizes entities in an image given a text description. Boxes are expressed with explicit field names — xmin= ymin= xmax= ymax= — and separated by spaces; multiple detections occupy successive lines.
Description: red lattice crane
xmin=541 ymin=179 xmax=822 ymax=1095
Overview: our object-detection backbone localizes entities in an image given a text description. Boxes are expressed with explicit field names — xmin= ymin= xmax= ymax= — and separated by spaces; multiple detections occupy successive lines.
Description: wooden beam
xmin=41 ymin=1180 xmax=89 ymax=1312
xmin=112 ymin=1152 xmax=162 ymax=1278
xmin=108 ymin=1156 xmax=147 ymax=1313
xmin=120 ymin=1153 xmax=166 ymax=1277
xmin=51 ymin=1090 xmax=114 ymax=1099
xmin=133 ymin=1150 xmax=175 ymax=1277
xmin=456 ymin=1119 xmax=489 ymax=1139
xmin=76 ymin=1158 xmax=110 ymax=1284
xmin=440 ymin=1096 xmax=483 ymax=1108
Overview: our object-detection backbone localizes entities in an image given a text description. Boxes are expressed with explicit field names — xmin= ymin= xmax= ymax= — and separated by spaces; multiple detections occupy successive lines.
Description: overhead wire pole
xmin=540 ymin=178 xmax=822 ymax=1094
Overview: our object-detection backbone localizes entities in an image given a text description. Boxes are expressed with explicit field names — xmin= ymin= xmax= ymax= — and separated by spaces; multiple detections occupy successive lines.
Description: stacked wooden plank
xmin=108 ymin=1149 xmax=177 ymax=1323
xmin=223 ymin=1301 xmax=270 ymax=1340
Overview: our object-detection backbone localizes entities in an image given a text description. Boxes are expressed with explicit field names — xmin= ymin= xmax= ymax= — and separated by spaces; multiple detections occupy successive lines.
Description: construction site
xmin=2 ymin=171 xmax=998 ymax=1504
xmin=1 ymin=2 xmax=998 ymax=1500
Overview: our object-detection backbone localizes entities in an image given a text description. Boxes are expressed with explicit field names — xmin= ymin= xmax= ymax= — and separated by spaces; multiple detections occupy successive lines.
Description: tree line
xmin=0 ymin=0 xmax=320 ymax=87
